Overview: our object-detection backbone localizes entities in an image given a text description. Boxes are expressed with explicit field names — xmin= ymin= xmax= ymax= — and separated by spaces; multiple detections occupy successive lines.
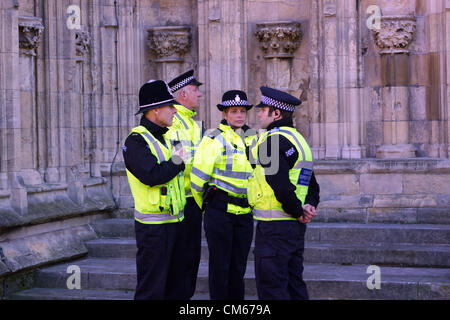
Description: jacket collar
xmin=174 ymin=104 xmax=196 ymax=118
xmin=266 ymin=117 xmax=294 ymax=131
xmin=140 ymin=116 xmax=169 ymax=136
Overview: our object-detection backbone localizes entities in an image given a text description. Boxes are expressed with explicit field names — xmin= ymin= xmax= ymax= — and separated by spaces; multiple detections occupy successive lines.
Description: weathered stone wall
xmin=315 ymin=158 xmax=450 ymax=224
xmin=361 ymin=0 xmax=449 ymax=159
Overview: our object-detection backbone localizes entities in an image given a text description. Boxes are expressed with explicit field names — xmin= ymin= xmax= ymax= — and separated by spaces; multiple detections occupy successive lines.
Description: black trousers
xmin=203 ymin=207 xmax=253 ymax=300
xmin=134 ymin=220 xmax=186 ymax=300
xmin=254 ymin=220 xmax=309 ymax=300
xmin=179 ymin=197 xmax=203 ymax=299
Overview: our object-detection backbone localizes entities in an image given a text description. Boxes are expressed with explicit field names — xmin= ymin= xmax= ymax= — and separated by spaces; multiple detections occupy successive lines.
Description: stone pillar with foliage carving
xmin=74 ymin=29 xmax=91 ymax=62
xmin=18 ymin=16 xmax=44 ymax=185
xmin=372 ymin=16 xmax=416 ymax=55
xmin=148 ymin=26 xmax=191 ymax=82
xmin=255 ymin=21 xmax=302 ymax=91
xmin=19 ymin=16 xmax=44 ymax=57
xmin=372 ymin=15 xmax=417 ymax=158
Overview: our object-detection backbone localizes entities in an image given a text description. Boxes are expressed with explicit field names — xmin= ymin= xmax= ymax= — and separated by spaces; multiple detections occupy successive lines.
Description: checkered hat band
xmin=170 ymin=76 xmax=195 ymax=92
xmin=221 ymin=100 xmax=249 ymax=107
xmin=261 ymin=95 xmax=296 ymax=112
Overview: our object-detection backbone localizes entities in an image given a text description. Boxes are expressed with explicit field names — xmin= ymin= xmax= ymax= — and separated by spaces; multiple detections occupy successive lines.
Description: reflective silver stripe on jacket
xmin=191 ymin=167 xmax=211 ymax=181
xmin=134 ymin=210 xmax=184 ymax=223
xmin=191 ymin=181 xmax=204 ymax=192
xmin=175 ymin=113 xmax=189 ymax=130
xmin=211 ymin=178 xmax=247 ymax=195
xmin=213 ymin=168 xmax=251 ymax=180
xmin=140 ymin=131 xmax=167 ymax=161
xmin=269 ymin=128 xmax=314 ymax=171
xmin=294 ymin=161 xmax=314 ymax=170
xmin=215 ymin=134 xmax=246 ymax=171
xmin=253 ymin=209 xmax=295 ymax=220
xmin=192 ymin=166 xmax=249 ymax=194
xmin=215 ymin=134 xmax=234 ymax=151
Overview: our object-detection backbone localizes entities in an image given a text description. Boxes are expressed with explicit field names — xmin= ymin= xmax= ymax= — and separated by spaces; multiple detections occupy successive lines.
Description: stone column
xmin=338 ymin=0 xmax=365 ymax=159
xmin=0 ymin=0 xmax=27 ymax=213
xmin=255 ymin=21 xmax=302 ymax=91
xmin=18 ymin=16 xmax=44 ymax=184
xmin=309 ymin=0 xmax=326 ymax=159
xmin=198 ymin=0 xmax=248 ymax=129
xmin=372 ymin=15 xmax=417 ymax=158
xmin=38 ymin=0 xmax=74 ymax=182
xmin=74 ymin=30 xmax=91 ymax=63
xmin=148 ymin=26 xmax=191 ymax=82
xmin=447 ymin=1 xmax=450 ymax=158
xmin=115 ymin=0 xmax=143 ymax=163
xmin=322 ymin=0 xmax=340 ymax=159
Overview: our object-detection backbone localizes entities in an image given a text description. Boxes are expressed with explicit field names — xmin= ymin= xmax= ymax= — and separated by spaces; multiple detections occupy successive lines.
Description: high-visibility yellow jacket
xmin=126 ymin=126 xmax=186 ymax=224
xmin=248 ymin=126 xmax=313 ymax=221
xmin=165 ymin=104 xmax=203 ymax=198
xmin=191 ymin=122 xmax=257 ymax=215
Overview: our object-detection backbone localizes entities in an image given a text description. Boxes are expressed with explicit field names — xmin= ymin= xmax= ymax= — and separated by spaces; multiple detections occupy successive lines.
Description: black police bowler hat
xmin=168 ymin=69 xmax=203 ymax=93
xmin=135 ymin=80 xmax=178 ymax=115
xmin=217 ymin=90 xmax=253 ymax=112
xmin=255 ymin=86 xmax=302 ymax=112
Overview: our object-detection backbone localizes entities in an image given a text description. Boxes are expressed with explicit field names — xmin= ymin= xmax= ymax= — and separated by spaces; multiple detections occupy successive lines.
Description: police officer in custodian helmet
xmin=123 ymin=80 xmax=188 ymax=300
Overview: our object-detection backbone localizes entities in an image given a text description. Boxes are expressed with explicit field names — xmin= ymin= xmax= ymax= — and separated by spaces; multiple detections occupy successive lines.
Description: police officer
xmin=123 ymin=80 xmax=187 ymax=300
xmin=165 ymin=70 xmax=204 ymax=299
xmin=191 ymin=90 xmax=257 ymax=300
xmin=248 ymin=86 xmax=320 ymax=300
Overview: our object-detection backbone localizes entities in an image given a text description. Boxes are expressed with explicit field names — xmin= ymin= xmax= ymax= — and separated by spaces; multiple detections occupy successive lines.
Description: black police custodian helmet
xmin=255 ymin=86 xmax=302 ymax=112
xmin=217 ymin=90 xmax=253 ymax=112
xmin=135 ymin=80 xmax=178 ymax=115
xmin=168 ymin=69 xmax=203 ymax=93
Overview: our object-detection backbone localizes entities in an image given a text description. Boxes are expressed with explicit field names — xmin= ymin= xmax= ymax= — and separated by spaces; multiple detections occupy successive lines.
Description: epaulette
xmin=207 ymin=128 xmax=223 ymax=139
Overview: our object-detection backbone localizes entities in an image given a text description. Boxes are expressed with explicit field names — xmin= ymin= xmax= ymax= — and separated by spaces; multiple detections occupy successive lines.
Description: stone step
xmin=34 ymin=258 xmax=136 ymax=291
xmin=106 ymin=207 xmax=450 ymax=225
xmin=85 ymin=238 xmax=137 ymax=258
xmin=306 ymin=223 xmax=450 ymax=245
xmin=90 ymin=219 xmax=135 ymax=239
xmin=28 ymin=258 xmax=450 ymax=299
xmin=197 ymin=261 xmax=450 ymax=300
xmin=85 ymin=238 xmax=450 ymax=268
xmin=90 ymin=219 xmax=450 ymax=245
xmin=11 ymin=287 xmax=135 ymax=300
xmin=304 ymin=242 xmax=450 ymax=267
xmin=10 ymin=289 xmax=256 ymax=301
xmin=10 ymin=287 xmax=256 ymax=301
xmin=316 ymin=208 xmax=450 ymax=225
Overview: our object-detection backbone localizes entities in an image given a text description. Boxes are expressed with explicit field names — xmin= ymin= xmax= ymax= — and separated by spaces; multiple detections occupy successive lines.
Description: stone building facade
xmin=0 ymin=0 xmax=449 ymax=296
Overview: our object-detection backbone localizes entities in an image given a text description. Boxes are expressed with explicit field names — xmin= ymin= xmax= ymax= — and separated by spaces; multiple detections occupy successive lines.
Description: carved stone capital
xmin=372 ymin=15 xmax=416 ymax=55
xmin=75 ymin=29 xmax=91 ymax=61
xmin=255 ymin=21 xmax=302 ymax=59
xmin=148 ymin=26 xmax=191 ymax=62
xmin=19 ymin=16 xmax=44 ymax=56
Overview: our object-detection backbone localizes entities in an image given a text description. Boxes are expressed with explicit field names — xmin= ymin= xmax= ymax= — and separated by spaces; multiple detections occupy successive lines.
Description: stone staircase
xmin=10 ymin=214 xmax=450 ymax=300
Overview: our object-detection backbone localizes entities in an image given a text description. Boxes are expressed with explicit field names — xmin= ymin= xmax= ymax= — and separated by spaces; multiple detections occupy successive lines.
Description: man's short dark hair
xmin=267 ymin=106 xmax=293 ymax=120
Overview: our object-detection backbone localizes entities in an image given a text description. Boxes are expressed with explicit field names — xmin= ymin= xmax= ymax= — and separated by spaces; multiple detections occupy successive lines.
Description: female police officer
xmin=190 ymin=90 xmax=257 ymax=300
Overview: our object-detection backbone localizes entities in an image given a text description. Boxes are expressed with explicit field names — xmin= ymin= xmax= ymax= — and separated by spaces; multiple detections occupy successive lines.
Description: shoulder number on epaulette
xmin=207 ymin=129 xmax=223 ymax=140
